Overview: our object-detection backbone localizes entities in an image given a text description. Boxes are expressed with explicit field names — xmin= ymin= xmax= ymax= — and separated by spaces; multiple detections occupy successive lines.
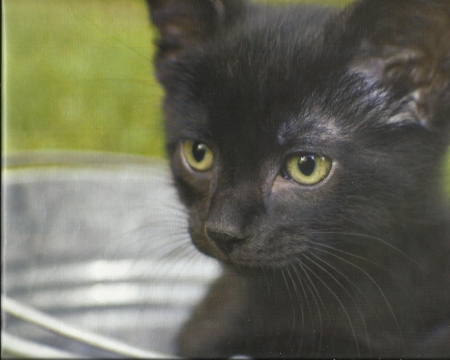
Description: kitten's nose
xmin=206 ymin=229 xmax=245 ymax=255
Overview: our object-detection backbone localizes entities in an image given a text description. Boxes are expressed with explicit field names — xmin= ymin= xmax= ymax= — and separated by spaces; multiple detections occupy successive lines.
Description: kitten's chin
xmin=212 ymin=249 xmax=300 ymax=271
xmin=219 ymin=258 xmax=300 ymax=278
xmin=228 ymin=256 xmax=296 ymax=270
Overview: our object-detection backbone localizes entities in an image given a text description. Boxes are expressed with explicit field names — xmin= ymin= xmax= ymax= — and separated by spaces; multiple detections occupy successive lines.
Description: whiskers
xmin=95 ymin=183 xmax=221 ymax=291
xmin=306 ymin=230 xmax=424 ymax=271
xmin=268 ymin=228 xmax=429 ymax=356
xmin=303 ymin=229 xmax=426 ymax=323
xmin=303 ymin=252 xmax=370 ymax=357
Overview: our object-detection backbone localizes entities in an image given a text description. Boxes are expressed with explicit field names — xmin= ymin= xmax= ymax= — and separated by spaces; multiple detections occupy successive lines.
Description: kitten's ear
xmin=147 ymin=0 xmax=245 ymax=63
xmin=340 ymin=0 xmax=450 ymax=131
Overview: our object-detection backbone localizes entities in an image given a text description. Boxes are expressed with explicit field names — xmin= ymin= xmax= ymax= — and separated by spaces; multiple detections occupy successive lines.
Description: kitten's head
xmin=147 ymin=0 xmax=450 ymax=268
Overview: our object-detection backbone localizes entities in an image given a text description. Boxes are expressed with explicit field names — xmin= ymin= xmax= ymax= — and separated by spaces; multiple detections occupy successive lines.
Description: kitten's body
xmin=147 ymin=0 xmax=450 ymax=357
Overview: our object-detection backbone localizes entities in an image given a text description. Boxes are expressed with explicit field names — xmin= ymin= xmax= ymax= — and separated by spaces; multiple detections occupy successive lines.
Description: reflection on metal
xmin=2 ymin=332 xmax=79 ymax=358
xmin=2 ymin=152 xmax=221 ymax=358
xmin=2 ymin=297 xmax=172 ymax=358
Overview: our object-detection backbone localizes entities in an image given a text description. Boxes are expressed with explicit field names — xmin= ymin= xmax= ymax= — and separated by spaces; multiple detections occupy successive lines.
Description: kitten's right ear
xmin=146 ymin=0 xmax=245 ymax=64
xmin=333 ymin=0 xmax=450 ymax=133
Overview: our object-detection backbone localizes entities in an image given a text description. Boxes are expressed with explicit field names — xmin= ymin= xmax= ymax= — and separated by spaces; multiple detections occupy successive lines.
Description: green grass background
xmin=3 ymin=0 xmax=165 ymax=157
xmin=2 ymin=0 xmax=449 ymax=191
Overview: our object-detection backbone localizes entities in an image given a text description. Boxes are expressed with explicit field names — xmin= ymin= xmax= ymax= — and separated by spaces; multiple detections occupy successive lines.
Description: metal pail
xmin=2 ymin=151 xmax=221 ymax=358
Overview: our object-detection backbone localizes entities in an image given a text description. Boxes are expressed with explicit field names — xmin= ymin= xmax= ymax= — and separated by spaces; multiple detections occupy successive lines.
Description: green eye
xmin=285 ymin=154 xmax=331 ymax=185
xmin=182 ymin=140 xmax=214 ymax=171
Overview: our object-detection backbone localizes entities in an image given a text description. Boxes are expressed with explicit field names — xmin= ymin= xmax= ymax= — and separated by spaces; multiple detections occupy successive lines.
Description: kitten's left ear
xmin=146 ymin=0 xmax=246 ymax=64
xmin=338 ymin=0 xmax=450 ymax=131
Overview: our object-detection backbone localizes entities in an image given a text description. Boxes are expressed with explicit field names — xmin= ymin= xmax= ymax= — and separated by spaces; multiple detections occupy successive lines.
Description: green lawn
xmin=3 ymin=0 xmax=165 ymax=157
xmin=2 ymin=0 xmax=449 ymax=193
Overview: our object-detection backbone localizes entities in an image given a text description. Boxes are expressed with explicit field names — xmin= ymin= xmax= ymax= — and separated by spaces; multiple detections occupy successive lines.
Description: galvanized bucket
xmin=2 ymin=151 xmax=221 ymax=358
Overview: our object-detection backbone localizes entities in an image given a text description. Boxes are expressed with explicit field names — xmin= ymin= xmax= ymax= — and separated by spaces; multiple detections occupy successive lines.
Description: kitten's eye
xmin=285 ymin=154 xmax=331 ymax=185
xmin=182 ymin=140 xmax=214 ymax=172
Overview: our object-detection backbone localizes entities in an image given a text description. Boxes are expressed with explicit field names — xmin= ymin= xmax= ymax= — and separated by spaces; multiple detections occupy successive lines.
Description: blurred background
xmin=3 ymin=0 xmax=165 ymax=157
xmin=2 ymin=0 xmax=449 ymax=189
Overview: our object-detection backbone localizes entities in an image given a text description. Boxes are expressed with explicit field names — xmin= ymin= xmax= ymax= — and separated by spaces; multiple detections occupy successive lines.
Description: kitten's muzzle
xmin=206 ymin=229 xmax=245 ymax=255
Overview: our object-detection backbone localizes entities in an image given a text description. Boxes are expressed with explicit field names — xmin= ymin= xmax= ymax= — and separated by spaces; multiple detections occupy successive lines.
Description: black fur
xmin=147 ymin=0 xmax=450 ymax=357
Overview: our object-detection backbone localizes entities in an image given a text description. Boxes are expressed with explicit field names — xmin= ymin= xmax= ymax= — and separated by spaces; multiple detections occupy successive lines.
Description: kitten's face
xmin=163 ymin=27 xmax=441 ymax=268
xmin=148 ymin=0 xmax=450 ymax=269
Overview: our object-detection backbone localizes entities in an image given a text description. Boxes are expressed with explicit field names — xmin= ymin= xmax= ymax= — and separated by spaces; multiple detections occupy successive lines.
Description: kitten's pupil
xmin=192 ymin=142 xmax=206 ymax=162
xmin=298 ymin=155 xmax=316 ymax=176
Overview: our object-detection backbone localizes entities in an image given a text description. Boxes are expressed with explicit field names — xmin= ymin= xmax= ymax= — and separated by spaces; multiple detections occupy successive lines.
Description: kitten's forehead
xmin=167 ymin=5 xmax=409 ymax=170
xmin=277 ymin=114 xmax=342 ymax=146
xmin=182 ymin=12 xmax=340 ymax=152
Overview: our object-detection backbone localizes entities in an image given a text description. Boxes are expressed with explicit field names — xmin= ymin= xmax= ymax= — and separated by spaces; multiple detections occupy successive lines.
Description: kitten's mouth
xmin=191 ymin=226 xmax=309 ymax=268
xmin=227 ymin=254 xmax=300 ymax=269
xmin=199 ymin=238 xmax=303 ymax=269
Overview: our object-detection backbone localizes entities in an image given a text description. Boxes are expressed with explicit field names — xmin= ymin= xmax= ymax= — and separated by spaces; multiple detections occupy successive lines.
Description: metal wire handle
xmin=1 ymin=296 xmax=176 ymax=358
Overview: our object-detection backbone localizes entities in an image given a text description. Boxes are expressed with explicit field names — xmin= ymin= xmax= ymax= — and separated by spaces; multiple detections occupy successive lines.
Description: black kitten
xmin=146 ymin=0 xmax=450 ymax=357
